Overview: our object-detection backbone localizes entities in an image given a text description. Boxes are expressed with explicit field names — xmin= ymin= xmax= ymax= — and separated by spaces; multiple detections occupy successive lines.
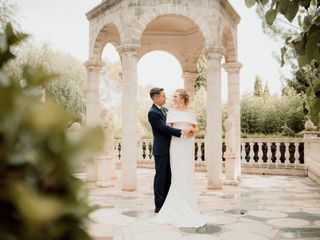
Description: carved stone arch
xmin=130 ymin=4 xmax=214 ymax=48
xmin=138 ymin=44 xmax=187 ymax=71
xmin=89 ymin=15 xmax=123 ymax=60
xmin=220 ymin=25 xmax=237 ymax=63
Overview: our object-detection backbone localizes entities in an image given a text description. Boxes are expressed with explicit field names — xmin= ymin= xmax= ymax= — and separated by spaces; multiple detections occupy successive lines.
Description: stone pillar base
xmin=223 ymin=179 xmax=240 ymax=186
xmin=207 ymin=182 xmax=223 ymax=190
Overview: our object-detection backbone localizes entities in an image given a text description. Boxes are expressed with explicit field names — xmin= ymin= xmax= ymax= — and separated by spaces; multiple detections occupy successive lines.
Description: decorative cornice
xmin=86 ymin=0 xmax=123 ymax=20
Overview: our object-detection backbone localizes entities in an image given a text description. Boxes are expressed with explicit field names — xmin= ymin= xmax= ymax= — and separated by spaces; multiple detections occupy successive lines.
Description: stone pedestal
xmin=205 ymin=48 xmax=224 ymax=189
xmin=223 ymin=115 xmax=239 ymax=185
xmin=86 ymin=161 xmax=97 ymax=182
xmin=223 ymin=61 xmax=242 ymax=180
xmin=96 ymin=153 xmax=114 ymax=187
xmin=224 ymin=152 xmax=239 ymax=186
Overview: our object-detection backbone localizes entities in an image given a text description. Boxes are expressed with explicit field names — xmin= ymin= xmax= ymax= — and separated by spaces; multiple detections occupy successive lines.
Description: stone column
xmin=118 ymin=44 xmax=139 ymax=191
xmin=183 ymin=72 xmax=197 ymax=103
xmin=205 ymin=48 xmax=224 ymax=189
xmin=84 ymin=60 xmax=104 ymax=182
xmin=223 ymin=62 xmax=242 ymax=180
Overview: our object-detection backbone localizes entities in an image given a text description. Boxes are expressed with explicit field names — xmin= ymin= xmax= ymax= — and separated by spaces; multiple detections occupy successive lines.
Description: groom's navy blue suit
xmin=148 ymin=104 xmax=182 ymax=211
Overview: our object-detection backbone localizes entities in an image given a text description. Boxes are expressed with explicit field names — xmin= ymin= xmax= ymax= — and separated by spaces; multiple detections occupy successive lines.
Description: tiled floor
xmin=81 ymin=169 xmax=320 ymax=240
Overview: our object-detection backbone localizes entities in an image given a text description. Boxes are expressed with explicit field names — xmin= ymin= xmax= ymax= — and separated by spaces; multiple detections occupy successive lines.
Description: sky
xmin=13 ymin=0 xmax=289 ymax=100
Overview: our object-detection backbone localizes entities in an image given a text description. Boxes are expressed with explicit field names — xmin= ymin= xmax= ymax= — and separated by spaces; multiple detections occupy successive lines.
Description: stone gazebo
xmin=85 ymin=0 xmax=242 ymax=191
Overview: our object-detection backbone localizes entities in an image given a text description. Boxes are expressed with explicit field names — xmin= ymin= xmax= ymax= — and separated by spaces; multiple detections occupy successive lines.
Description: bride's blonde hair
xmin=175 ymin=89 xmax=190 ymax=106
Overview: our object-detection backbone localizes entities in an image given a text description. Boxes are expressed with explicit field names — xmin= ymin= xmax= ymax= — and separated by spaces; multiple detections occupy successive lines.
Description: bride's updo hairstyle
xmin=175 ymin=89 xmax=190 ymax=106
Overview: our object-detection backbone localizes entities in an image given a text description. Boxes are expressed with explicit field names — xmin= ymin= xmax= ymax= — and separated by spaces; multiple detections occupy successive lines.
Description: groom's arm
xmin=148 ymin=111 xmax=182 ymax=138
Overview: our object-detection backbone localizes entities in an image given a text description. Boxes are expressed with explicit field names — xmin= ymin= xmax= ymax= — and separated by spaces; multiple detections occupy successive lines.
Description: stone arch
xmin=89 ymin=15 xmax=123 ymax=60
xmin=221 ymin=26 xmax=237 ymax=63
xmin=138 ymin=44 xmax=188 ymax=71
xmin=130 ymin=4 xmax=214 ymax=48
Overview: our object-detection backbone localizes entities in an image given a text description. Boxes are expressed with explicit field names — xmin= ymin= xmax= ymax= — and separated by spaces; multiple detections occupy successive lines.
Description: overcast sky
xmin=13 ymin=0 xmax=288 ymax=100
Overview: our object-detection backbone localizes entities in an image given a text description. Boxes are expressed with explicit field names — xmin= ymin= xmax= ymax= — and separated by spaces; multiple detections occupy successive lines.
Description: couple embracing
xmin=148 ymin=87 xmax=214 ymax=228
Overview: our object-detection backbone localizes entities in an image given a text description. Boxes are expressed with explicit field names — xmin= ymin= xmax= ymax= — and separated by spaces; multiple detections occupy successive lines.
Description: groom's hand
xmin=181 ymin=127 xmax=194 ymax=138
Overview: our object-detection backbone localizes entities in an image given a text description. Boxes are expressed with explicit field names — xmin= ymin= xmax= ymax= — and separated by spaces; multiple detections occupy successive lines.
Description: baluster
xmin=194 ymin=141 xmax=199 ymax=163
xmin=258 ymin=142 xmax=264 ymax=164
xmin=147 ymin=142 xmax=153 ymax=161
xmin=275 ymin=142 xmax=281 ymax=165
xmin=294 ymin=142 xmax=300 ymax=165
xmin=200 ymin=142 xmax=205 ymax=166
xmin=266 ymin=142 xmax=272 ymax=164
xmin=249 ymin=142 xmax=255 ymax=164
xmin=201 ymin=142 xmax=205 ymax=160
xmin=241 ymin=142 xmax=247 ymax=164
xmin=117 ymin=142 xmax=121 ymax=162
xmin=284 ymin=142 xmax=290 ymax=165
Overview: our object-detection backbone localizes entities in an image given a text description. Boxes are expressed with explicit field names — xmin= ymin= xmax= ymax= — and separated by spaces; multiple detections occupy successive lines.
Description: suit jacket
xmin=148 ymin=104 xmax=181 ymax=156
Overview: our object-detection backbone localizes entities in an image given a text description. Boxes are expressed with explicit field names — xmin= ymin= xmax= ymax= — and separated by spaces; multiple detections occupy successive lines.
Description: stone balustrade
xmin=114 ymin=138 xmax=306 ymax=176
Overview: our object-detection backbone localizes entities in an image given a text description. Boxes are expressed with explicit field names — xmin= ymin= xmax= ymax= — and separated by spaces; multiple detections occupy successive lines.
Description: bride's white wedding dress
xmin=153 ymin=110 xmax=214 ymax=228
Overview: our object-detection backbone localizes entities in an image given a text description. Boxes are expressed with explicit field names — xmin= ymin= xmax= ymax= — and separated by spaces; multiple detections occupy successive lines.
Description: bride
xmin=153 ymin=89 xmax=214 ymax=228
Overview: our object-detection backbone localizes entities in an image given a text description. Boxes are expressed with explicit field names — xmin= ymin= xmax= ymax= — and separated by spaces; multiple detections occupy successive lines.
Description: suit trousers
xmin=154 ymin=153 xmax=171 ymax=210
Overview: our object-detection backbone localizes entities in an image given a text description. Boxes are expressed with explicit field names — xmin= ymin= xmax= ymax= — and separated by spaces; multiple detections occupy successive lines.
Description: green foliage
xmin=241 ymin=89 xmax=305 ymax=136
xmin=253 ymin=75 xmax=264 ymax=97
xmin=247 ymin=0 xmax=320 ymax=67
xmin=263 ymin=81 xmax=270 ymax=98
xmin=286 ymin=60 xmax=320 ymax=125
xmin=4 ymin=42 xmax=87 ymax=123
xmin=195 ymin=54 xmax=207 ymax=92
xmin=0 ymin=0 xmax=19 ymax=30
xmin=194 ymin=87 xmax=207 ymax=137
xmin=0 ymin=24 xmax=104 ymax=240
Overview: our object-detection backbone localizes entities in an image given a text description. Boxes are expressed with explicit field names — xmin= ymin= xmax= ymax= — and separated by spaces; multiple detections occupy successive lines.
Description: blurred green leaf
xmin=245 ymin=0 xmax=257 ymax=8
xmin=265 ymin=9 xmax=277 ymax=25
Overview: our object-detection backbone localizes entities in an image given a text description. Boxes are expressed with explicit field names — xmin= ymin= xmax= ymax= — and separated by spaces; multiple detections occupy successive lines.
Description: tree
xmin=263 ymin=81 xmax=270 ymax=98
xmin=254 ymin=75 xmax=264 ymax=97
xmin=195 ymin=54 xmax=207 ymax=92
xmin=4 ymin=42 xmax=87 ymax=123
xmin=0 ymin=0 xmax=19 ymax=30
xmin=246 ymin=0 xmax=320 ymax=127
xmin=246 ymin=0 xmax=320 ymax=67
xmin=193 ymin=86 xmax=207 ymax=137
xmin=0 ymin=23 xmax=104 ymax=240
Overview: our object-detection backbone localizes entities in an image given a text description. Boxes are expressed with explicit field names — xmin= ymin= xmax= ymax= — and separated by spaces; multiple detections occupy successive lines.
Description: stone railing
xmin=114 ymin=138 xmax=306 ymax=175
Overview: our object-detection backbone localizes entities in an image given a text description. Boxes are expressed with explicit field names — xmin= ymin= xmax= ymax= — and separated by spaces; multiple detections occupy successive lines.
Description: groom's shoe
xmin=155 ymin=208 xmax=161 ymax=214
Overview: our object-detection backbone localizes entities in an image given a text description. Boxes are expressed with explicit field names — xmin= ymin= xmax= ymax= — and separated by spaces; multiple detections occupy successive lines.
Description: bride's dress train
xmin=153 ymin=111 xmax=214 ymax=228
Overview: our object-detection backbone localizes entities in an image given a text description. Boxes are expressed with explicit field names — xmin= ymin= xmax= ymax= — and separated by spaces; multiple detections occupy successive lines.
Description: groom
xmin=148 ymin=87 xmax=192 ymax=213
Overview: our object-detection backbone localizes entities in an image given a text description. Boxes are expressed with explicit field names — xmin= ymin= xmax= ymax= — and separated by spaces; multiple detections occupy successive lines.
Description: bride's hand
xmin=185 ymin=131 xmax=194 ymax=137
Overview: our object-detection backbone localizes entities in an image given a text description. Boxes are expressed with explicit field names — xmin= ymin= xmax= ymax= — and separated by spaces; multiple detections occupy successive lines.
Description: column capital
xmin=222 ymin=62 xmax=242 ymax=73
xmin=117 ymin=44 xmax=140 ymax=57
xmin=183 ymin=71 xmax=198 ymax=79
xmin=84 ymin=60 xmax=105 ymax=72
xmin=206 ymin=47 xmax=226 ymax=60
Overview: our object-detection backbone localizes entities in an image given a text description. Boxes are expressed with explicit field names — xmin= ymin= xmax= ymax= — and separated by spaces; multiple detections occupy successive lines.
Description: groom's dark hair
xmin=150 ymin=87 xmax=164 ymax=100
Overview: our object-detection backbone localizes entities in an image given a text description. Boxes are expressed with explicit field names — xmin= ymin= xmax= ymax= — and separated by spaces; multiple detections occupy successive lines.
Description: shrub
xmin=0 ymin=24 xmax=104 ymax=240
